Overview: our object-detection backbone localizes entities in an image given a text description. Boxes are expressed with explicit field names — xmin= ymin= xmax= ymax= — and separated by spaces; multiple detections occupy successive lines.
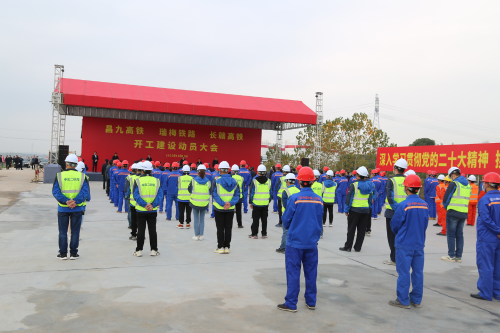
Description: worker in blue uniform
xmin=471 ymin=172 xmax=500 ymax=301
xmin=112 ymin=163 xmax=121 ymax=207
xmin=117 ymin=160 xmax=130 ymax=213
xmin=238 ymin=161 xmax=252 ymax=214
xmin=277 ymin=167 xmax=323 ymax=312
xmin=378 ymin=171 xmax=388 ymax=215
xmin=423 ymin=170 xmax=432 ymax=214
xmin=276 ymin=173 xmax=300 ymax=253
xmin=370 ymin=169 xmax=382 ymax=220
xmin=271 ymin=164 xmax=283 ymax=213
xmin=165 ymin=162 xmax=180 ymax=221
xmin=152 ymin=161 xmax=162 ymax=180
xmin=189 ymin=163 xmax=198 ymax=178
xmin=318 ymin=167 xmax=329 ymax=183
xmin=109 ymin=160 xmax=118 ymax=204
xmin=333 ymin=171 xmax=340 ymax=205
xmin=388 ymin=174 xmax=429 ymax=309
xmin=425 ymin=171 xmax=439 ymax=220
xmin=159 ymin=163 xmax=170 ymax=213
xmin=348 ymin=170 xmax=357 ymax=187
xmin=210 ymin=164 xmax=221 ymax=219
xmin=336 ymin=170 xmax=348 ymax=213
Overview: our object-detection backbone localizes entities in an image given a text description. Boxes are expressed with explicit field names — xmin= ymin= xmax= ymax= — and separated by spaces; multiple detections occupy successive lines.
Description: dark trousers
xmin=235 ymin=202 xmax=242 ymax=226
xmin=278 ymin=199 xmax=283 ymax=224
xmin=215 ymin=210 xmax=234 ymax=248
xmin=323 ymin=204 xmax=333 ymax=224
xmin=58 ymin=211 xmax=83 ymax=255
xmin=366 ymin=211 xmax=372 ymax=231
xmin=106 ymin=179 xmax=110 ymax=196
xmin=178 ymin=201 xmax=192 ymax=223
xmin=31 ymin=164 xmax=35 ymax=170
xmin=386 ymin=217 xmax=396 ymax=262
xmin=92 ymin=162 xmax=98 ymax=172
xmin=251 ymin=205 xmax=268 ymax=236
xmin=102 ymin=176 xmax=106 ymax=190
xmin=344 ymin=211 xmax=370 ymax=251
xmin=136 ymin=212 xmax=158 ymax=251
xmin=130 ymin=205 xmax=138 ymax=237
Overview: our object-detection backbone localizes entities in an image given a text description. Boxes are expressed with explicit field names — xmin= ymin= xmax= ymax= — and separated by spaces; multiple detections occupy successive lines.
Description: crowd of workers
xmin=52 ymin=153 xmax=500 ymax=312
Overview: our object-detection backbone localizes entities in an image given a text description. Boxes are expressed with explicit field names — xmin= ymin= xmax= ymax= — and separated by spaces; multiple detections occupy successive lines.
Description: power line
xmin=0 ymin=135 xmax=80 ymax=142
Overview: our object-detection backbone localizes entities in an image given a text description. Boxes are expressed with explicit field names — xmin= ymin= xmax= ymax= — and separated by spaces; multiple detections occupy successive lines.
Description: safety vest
xmin=251 ymin=179 xmax=271 ymax=206
xmin=385 ymin=177 xmax=407 ymax=210
xmin=311 ymin=181 xmax=322 ymax=197
xmin=134 ymin=176 xmax=160 ymax=212
xmin=178 ymin=175 xmax=192 ymax=201
xmin=448 ymin=181 xmax=471 ymax=213
xmin=213 ymin=181 xmax=237 ymax=210
xmin=352 ymin=182 xmax=370 ymax=208
xmin=189 ymin=178 xmax=210 ymax=207
xmin=281 ymin=186 xmax=300 ymax=213
xmin=57 ymin=171 xmax=85 ymax=207
xmin=435 ymin=183 xmax=445 ymax=204
xmin=469 ymin=184 xmax=479 ymax=204
xmin=232 ymin=174 xmax=243 ymax=199
xmin=277 ymin=176 xmax=287 ymax=199
xmin=128 ymin=174 xmax=138 ymax=207
xmin=321 ymin=182 xmax=337 ymax=204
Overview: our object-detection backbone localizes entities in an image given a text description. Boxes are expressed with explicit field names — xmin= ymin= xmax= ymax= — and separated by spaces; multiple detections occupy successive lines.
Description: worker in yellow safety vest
xmin=249 ymin=165 xmax=273 ymax=239
xmin=177 ymin=165 xmax=193 ymax=229
xmin=311 ymin=170 xmax=322 ymax=197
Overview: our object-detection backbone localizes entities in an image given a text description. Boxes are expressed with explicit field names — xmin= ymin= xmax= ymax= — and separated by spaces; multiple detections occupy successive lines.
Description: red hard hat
xmin=215 ymin=164 xmax=219 ymax=170
xmin=380 ymin=171 xmax=386 ymax=176
xmin=240 ymin=160 xmax=246 ymax=165
xmin=403 ymin=174 xmax=422 ymax=188
xmin=296 ymin=167 xmax=315 ymax=181
xmin=117 ymin=162 xmax=123 ymax=167
xmin=78 ymin=157 xmax=83 ymax=162
xmin=128 ymin=166 xmax=132 ymax=171
xmin=183 ymin=161 xmax=188 ymax=165
xmin=375 ymin=168 xmax=380 ymax=173
xmin=276 ymin=164 xmax=281 ymax=168
xmin=122 ymin=160 xmax=129 ymax=165
xmin=245 ymin=164 xmax=249 ymax=168
xmin=155 ymin=161 xmax=160 ymax=166
xmin=371 ymin=169 xmax=376 ymax=174
xmin=431 ymin=170 xmax=437 ymax=176
xmin=164 ymin=163 xmax=170 ymax=168
xmin=427 ymin=170 xmax=432 ymax=174
xmin=484 ymin=172 xmax=500 ymax=183
xmin=191 ymin=163 xmax=196 ymax=168
xmin=204 ymin=163 xmax=209 ymax=168
xmin=172 ymin=162 xmax=179 ymax=168
xmin=352 ymin=170 xmax=357 ymax=175
xmin=142 ymin=160 xmax=146 ymax=162
xmin=335 ymin=171 xmax=340 ymax=175
xmin=340 ymin=169 xmax=345 ymax=174
xmin=323 ymin=166 xmax=329 ymax=171
xmin=113 ymin=159 xmax=119 ymax=163
xmin=296 ymin=165 xmax=302 ymax=171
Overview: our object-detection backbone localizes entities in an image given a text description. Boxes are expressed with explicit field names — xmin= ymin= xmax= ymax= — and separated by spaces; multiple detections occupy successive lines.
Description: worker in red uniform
xmin=434 ymin=175 xmax=447 ymax=230
xmin=437 ymin=176 xmax=451 ymax=236
xmin=467 ymin=175 xmax=479 ymax=226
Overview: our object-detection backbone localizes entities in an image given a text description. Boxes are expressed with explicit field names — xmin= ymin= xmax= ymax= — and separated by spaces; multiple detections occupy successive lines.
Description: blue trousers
xmin=371 ymin=200 xmax=378 ymax=218
xmin=273 ymin=191 xmax=279 ymax=212
xmin=447 ymin=215 xmax=465 ymax=258
xmin=113 ymin=187 xmax=119 ymax=207
xmin=284 ymin=246 xmax=318 ymax=310
xmin=58 ymin=211 xmax=83 ymax=255
xmin=159 ymin=190 xmax=167 ymax=212
xmin=378 ymin=195 xmax=385 ymax=214
xmin=118 ymin=191 xmax=129 ymax=212
xmin=279 ymin=224 xmax=288 ymax=250
xmin=243 ymin=186 xmax=249 ymax=213
xmin=396 ymin=248 xmax=424 ymax=306
xmin=476 ymin=240 xmax=500 ymax=301
xmin=166 ymin=194 xmax=179 ymax=220
xmin=337 ymin=194 xmax=346 ymax=213
xmin=428 ymin=197 xmax=436 ymax=218
xmin=110 ymin=182 xmax=115 ymax=201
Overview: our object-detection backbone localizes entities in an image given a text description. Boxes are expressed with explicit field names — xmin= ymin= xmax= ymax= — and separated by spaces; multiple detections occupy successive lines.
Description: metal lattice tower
xmin=275 ymin=123 xmax=283 ymax=163
xmin=49 ymin=65 xmax=64 ymax=164
xmin=313 ymin=92 xmax=323 ymax=169
xmin=373 ymin=94 xmax=380 ymax=129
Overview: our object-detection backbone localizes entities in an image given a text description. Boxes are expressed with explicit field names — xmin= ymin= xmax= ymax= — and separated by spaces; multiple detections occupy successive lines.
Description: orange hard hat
xmin=117 ymin=162 xmax=123 ymax=167
xmin=155 ymin=161 xmax=160 ymax=166
xmin=484 ymin=172 xmax=500 ymax=184
xmin=122 ymin=160 xmax=129 ymax=165
xmin=276 ymin=164 xmax=281 ymax=168
xmin=296 ymin=165 xmax=302 ymax=171
xmin=352 ymin=170 xmax=357 ymax=175
xmin=191 ymin=163 xmax=196 ymax=168
xmin=296 ymin=167 xmax=315 ymax=181
xmin=164 ymin=163 xmax=170 ymax=168
xmin=240 ymin=160 xmax=246 ymax=165
xmin=323 ymin=166 xmax=329 ymax=171
xmin=403 ymin=174 xmax=422 ymax=188
xmin=183 ymin=161 xmax=189 ymax=165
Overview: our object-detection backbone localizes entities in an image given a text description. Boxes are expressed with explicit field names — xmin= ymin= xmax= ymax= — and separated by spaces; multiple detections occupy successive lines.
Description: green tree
xmin=409 ymin=138 xmax=435 ymax=146
xmin=265 ymin=144 xmax=299 ymax=170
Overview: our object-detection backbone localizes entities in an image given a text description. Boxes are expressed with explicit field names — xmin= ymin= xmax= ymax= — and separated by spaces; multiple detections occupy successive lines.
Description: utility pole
xmin=314 ymin=92 xmax=323 ymax=170
xmin=49 ymin=65 xmax=64 ymax=164
xmin=373 ymin=94 xmax=380 ymax=129
xmin=275 ymin=123 xmax=282 ymax=164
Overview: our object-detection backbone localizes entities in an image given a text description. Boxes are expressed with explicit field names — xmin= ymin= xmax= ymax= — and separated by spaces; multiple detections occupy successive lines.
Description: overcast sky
xmin=1 ymin=1 xmax=499 ymax=155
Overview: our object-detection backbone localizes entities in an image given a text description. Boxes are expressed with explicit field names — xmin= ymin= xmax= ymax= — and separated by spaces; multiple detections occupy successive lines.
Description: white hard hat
xmin=283 ymin=165 xmax=291 ymax=172
xmin=313 ymin=170 xmax=321 ymax=177
xmin=76 ymin=161 xmax=85 ymax=172
xmin=136 ymin=162 xmax=144 ymax=170
xmin=182 ymin=165 xmax=190 ymax=172
xmin=257 ymin=164 xmax=266 ymax=172
xmin=394 ymin=158 xmax=408 ymax=169
xmin=438 ymin=174 xmax=445 ymax=181
xmin=448 ymin=167 xmax=460 ymax=175
xmin=142 ymin=161 xmax=153 ymax=171
xmin=219 ymin=161 xmax=230 ymax=169
xmin=468 ymin=175 xmax=476 ymax=182
xmin=231 ymin=164 xmax=239 ymax=171
xmin=404 ymin=170 xmax=416 ymax=176
xmin=197 ymin=164 xmax=206 ymax=170
xmin=326 ymin=170 xmax=334 ymax=176
xmin=357 ymin=166 xmax=369 ymax=177
xmin=65 ymin=154 xmax=78 ymax=164
xmin=285 ymin=173 xmax=296 ymax=180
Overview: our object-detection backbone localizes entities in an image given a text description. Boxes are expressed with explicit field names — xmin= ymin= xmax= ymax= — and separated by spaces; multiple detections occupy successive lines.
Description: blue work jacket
xmin=390 ymin=194 xmax=429 ymax=251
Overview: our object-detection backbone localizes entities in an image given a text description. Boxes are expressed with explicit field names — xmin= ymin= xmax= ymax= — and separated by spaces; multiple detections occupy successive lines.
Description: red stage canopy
xmin=60 ymin=78 xmax=317 ymax=125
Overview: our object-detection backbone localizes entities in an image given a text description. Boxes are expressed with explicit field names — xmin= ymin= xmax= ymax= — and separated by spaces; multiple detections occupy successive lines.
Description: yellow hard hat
xmin=444 ymin=176 xmax=452 ymax=182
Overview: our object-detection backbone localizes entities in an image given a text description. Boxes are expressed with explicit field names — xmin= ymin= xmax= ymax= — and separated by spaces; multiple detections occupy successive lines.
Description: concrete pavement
xmin=0 ymin=172 xmax=498 ymax=332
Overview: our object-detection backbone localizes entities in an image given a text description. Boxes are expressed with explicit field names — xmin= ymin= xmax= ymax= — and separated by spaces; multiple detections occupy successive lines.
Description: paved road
xmin=0 ymin=173 xmax=498 ymax=332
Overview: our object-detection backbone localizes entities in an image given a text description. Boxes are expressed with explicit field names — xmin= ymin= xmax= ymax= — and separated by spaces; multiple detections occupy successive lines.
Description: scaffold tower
xmin=313 ymin=92 xmax=323 ymax=169
xmin=374 ymin=94 xmax=380 ymax=129
xmin=49 ymin=65 xmax=64 ymax=164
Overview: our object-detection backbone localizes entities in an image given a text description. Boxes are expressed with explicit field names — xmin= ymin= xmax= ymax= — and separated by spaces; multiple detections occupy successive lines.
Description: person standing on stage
xmin=91 ymin=151 xmax=98 ymax=172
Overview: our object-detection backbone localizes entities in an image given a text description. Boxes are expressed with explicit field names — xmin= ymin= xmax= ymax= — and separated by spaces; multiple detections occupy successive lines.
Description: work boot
xmin=305 ymin=302 xmax=315 ymax=310
xmin=388 ymin=299 xmax=410 ymax=309
xmin=276 ymin=248 xmax=285 ymax=254
xmin=410 ymin=301 xmax=421 ymax=308
xmin=436 ymin=232 xmax=446 ymax=236
xmin=433 ymin=223 xmax=440 ymax=227
xmin=339 ymin=247 xmax=351 ymax=252
xmin=470 ymin=293 xmax=487 ymax=301
xmin=277 ymin=304 xmax=297 ymax=312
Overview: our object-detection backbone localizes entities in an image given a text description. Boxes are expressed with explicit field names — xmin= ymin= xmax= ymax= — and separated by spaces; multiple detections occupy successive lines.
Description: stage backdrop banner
xmin=82 ymin=117 xmax=262 ymax=168
xmin=377 ymin=143 xmax=500 ymax=175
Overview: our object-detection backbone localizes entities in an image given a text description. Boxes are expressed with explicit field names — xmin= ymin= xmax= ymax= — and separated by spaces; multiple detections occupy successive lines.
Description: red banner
xmin=377 ymin=143 xmax=500 ymax=175
xmin=81 ymin=117 xmax=262 ymax=168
